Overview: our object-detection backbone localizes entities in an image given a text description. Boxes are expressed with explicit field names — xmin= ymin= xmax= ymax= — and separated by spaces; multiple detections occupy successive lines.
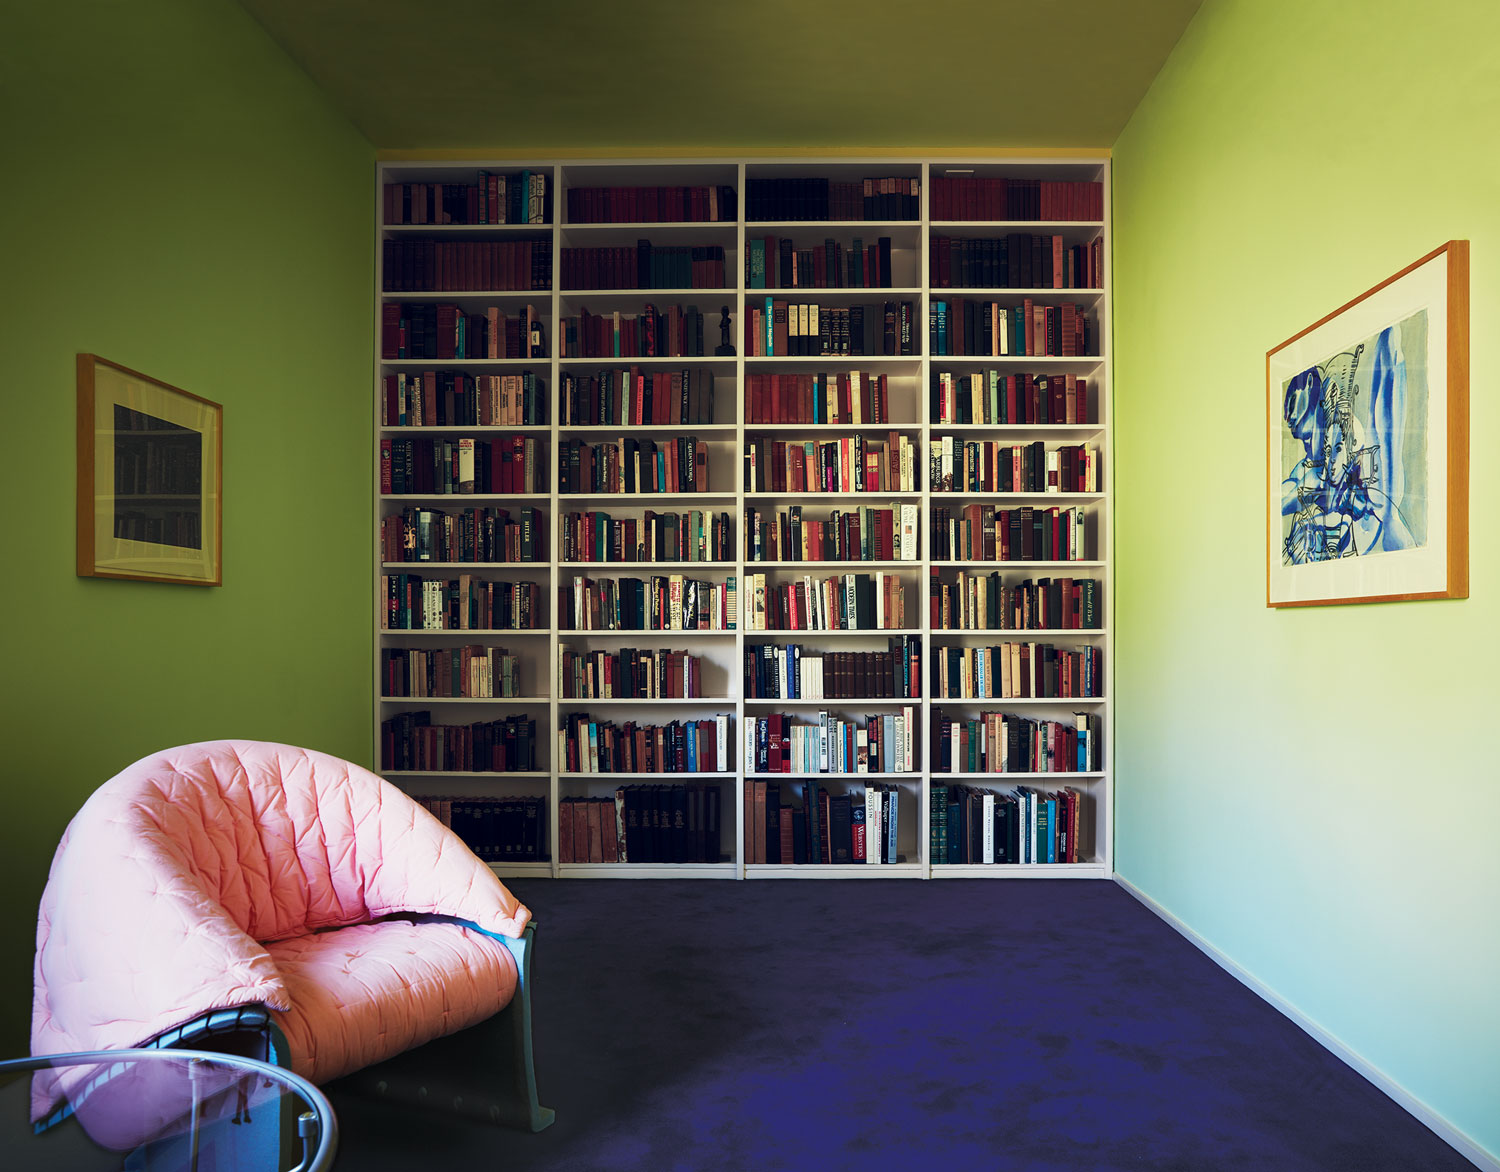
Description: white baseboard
xmin=1114 ymin=875 xmax=1497 ymax=1172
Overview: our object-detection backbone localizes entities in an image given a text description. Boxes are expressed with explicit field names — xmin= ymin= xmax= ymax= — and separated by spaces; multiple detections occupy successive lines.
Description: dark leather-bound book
xmin=829 ymin=791 xmax=853 ymax=864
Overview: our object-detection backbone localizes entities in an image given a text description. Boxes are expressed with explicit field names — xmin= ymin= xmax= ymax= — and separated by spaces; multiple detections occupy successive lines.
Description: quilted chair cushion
xmin=267 ymin=919 xmax=519 ymax=1085
xmin=33 ymin=739 xmax=531 ymax=1114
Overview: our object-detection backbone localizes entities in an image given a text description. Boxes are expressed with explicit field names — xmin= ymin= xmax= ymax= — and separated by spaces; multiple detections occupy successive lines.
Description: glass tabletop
xmin=0 ymin=1048 xmax=337 ymax=1172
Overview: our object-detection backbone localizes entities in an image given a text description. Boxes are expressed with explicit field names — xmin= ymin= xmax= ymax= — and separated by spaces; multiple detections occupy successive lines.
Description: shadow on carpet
xmin=325 ymin=880 xmax=1475 ymax=1172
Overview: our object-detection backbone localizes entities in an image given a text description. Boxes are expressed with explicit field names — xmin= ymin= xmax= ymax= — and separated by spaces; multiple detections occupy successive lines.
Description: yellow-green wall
xmin=1113 ymin=1 xmax=1499 ymax=1161
xmin=0 ymin=1 xmax=374 ymax=1053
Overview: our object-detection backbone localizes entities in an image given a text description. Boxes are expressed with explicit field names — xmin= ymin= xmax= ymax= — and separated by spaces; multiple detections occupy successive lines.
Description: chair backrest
xmin=33 ymin=740 xmax=531 ymax=1069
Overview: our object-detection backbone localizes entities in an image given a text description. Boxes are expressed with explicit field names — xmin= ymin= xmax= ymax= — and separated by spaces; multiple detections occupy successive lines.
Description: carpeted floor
xmin=326 ymin=879 xmax=1475 ymax=1171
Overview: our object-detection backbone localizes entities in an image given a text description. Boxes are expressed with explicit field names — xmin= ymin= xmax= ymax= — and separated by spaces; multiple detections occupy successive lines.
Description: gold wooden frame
xmin=1266 ymin=241 xmax=1468 ymax=607
xmin=77 ymin=354 xmax=223 ymax=586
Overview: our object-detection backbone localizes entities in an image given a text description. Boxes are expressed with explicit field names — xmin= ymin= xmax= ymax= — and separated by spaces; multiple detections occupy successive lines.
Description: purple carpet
xmin=326 ymin=879 xmax=1473 ymax=1171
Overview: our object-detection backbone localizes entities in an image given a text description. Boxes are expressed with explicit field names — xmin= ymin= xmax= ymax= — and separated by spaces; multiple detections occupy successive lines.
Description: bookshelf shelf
xmin=375 ymin=156 xmax=1111 ymax=877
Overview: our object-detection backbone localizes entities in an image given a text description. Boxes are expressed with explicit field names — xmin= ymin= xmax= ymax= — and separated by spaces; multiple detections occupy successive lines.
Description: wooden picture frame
xmin=77 ymin=354 xmax=223 ymax=586
xmin=1266 ymin=241 xmax=1468 ymax=607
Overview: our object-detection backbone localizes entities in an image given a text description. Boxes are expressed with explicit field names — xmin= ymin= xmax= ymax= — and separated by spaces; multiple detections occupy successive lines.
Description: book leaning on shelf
xmin=561 ymin=305 xmax=708 ymax=358
xmin=415 ymin=795 xmax=549 ymax=863
xmin=928 ymin=297 xmax=1093 ymax=359
xmin=560 ymin=242 xmax=727 ymax=290
xmin=381 ymin=506 xmax=543 ymax=564
xmin=744 ymin=176 xmax=919 ymax=222
xmin=928 ymin=176 xmax=1101 ymax=222
xmin=565 ymin=184 xmax=735 ymax=224
xmin=559 ymin=509 xmax=732 ymax=564
xmin=560 ymin=714 xmax=730 ymax=774
xmin=384 ymin=171 xmax=549 ymax=226
xmin=382 ymin=435 xmax=545 ymax=495
xmin=928 ymin=784 xmax=1091 ymax=866
xmin=380 ymin=241 xmax=552 ymax=294
xmin=930 ymin=370 xmax=1093 ymax=426
xmin=744 ymin=433 xmax=915 ymax=494
xmin=929 ymin=504 xmax=1086 ymax=563
xmin=928 ymin=439 xmax=1097 ymax=495
xmin=382 ymin=646 xmax=522 ymax=698
xmin=558 ymin=436 xmax=711 ymax=494
xmin=745 ymin=504 xmax=919 ymax=563
xmin=930 ymin=710 xmax=1101 ymax=774
xmin=931 ymin=642 xmax=1101 ymax=700
xmin=744 ymin=299 xmax=914 ymax=357
xmin=559 ymin=785 xmax=723 ymax=865
xmin=381 ymin=711 xmax=538 ymax=773
xmin=745 ymin=637 xmax=921 ymax=700
xmin=745 ymin=371 xmax=890 ymax=424
xmin=747 ymin=709 xmax=916 ymax=775
xmin=929 ymin=570 xmax=1100 ymax=631
xmin=928 ymin=234 xmax=1101 ymax=291
xmin=744 ymin=779 xmax=902 ymax=865
xmin=560 ymin=367 xmax=715 ymax=426
xmin=383 ymin=371 xmax=545 ymax=428
xmin=559 ymin=647 xmax=703 ymax=700
xmin=743 ymin=570 xmax=909 ymax=631
xmin=745 ymin=235 xmax=893 ymax=290
xmin=560 ymin=574 xmax=736 ymax=632
xmin=382 ymin=575 xmax=545 ymax=631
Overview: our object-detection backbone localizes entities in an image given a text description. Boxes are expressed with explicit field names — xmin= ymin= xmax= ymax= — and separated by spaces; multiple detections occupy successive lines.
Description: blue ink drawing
xmin=1281 ymin=310 xmax=1429 ymax=565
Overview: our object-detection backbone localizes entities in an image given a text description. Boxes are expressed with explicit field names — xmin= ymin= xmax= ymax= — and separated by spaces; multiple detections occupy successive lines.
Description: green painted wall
xmin=1113 ymin=1 xmax=1499 ymax=1161
xmin=0 ymin=1 xmax=373 ymax=1053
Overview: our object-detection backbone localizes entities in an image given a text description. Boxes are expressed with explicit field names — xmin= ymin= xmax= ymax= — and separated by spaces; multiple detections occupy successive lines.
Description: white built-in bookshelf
xmin=374 ymin=157 xmax=1111 ymax=879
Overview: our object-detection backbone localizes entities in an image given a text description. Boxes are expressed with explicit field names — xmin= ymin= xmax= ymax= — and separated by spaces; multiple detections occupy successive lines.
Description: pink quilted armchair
xmin=32 ymin=739 xmax=553 ymax=1131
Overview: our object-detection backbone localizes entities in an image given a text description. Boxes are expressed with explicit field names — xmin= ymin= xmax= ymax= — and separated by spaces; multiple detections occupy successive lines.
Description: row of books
xmin=930 ymin=299 xmax=1093 ymax=358
xmin=929 ymin=571 xmax=1101 ymax=632
xmin=559 ymin=787 xmax=723 ymax=865
xmin=929 ymin=234 xmax=1101 ymax=290
xmin=558 ymin=509 xmax=732 ymax=565
xmin=380 ymin=506 xmax=544 ymax=565
xmin=744 ymin=571 xmax=911 ymax=632
xmin=928 ymin=439 xmax=1099 ymax=495
xmin=383 ymin=172 xmax=549 ymax=226
xmin=747 ymin=709 xmax=917 ymax=775
xmin=381 ymin=435 xmax=545 ymax=496
xmin=381 ymin=575 xmax=546 ymax=632
xmin=744 ymin=637 xmax=923 ymax=701
xmin=929 ymin=176 xmax=1102 ymax=223
xmin=564 ymin=184 xmax=736 ymax=224
xmin=381 ymin=646 xmax=522 ymax=699
xmin=559 ymin=243 xmax=727 ymax=290
xmin=559 ymin=574 xmax=737 ymax=633
xmin=929 ymin=504 xmax=1088 ymax=563
xmin=744 ymin=236 xmax=894 ymax=289
xmin=744 ymin=299 xmax=916 ymax=357
xmin=560 ymin=715 xmax=731 ymax=774
xmin=558 ymin=436 xmax=712 ymax=495
xmin=745 ymin=780 xmax=903 ymax=865
xmin=745 ymin=503 xmax=921 ymax=563
xmin=380 ymin=303 xmax=547 ymax=363
xmin=113 ymin=508 xmax=198 ymax=548
xmin=559 ymin=647 xmax=703 ymax=700
xmin=744 ymin=176 xmax=920 ymax=222
xmin=559 ymin=367 xmax=717 ymax=427
xmin=560 ymin=305 xmax=710 ymax=359
xmin=381 ymin=711 xmax=540 ymax=773
xmin=744 ymin=434 xmax=916 ymax=494
xmin=381 ymin=371 xmax=546 ymax=428
xmin=744 ymin=371 xmax=891 ymax=425
xmin=380 ymin=240 xmax=552 ymax=293
xmin=931 ymin=642 xmax=1102 ymax=700
xmin=417 ymin=795 xmax=549 ymax=863
xmin=931 ymin=371 xmax=1094 ymax=427
xmin=931 ymin=711 xmax=1101 ymax=774
xmin=930 ymin=784 xmax=1091 ymax=865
